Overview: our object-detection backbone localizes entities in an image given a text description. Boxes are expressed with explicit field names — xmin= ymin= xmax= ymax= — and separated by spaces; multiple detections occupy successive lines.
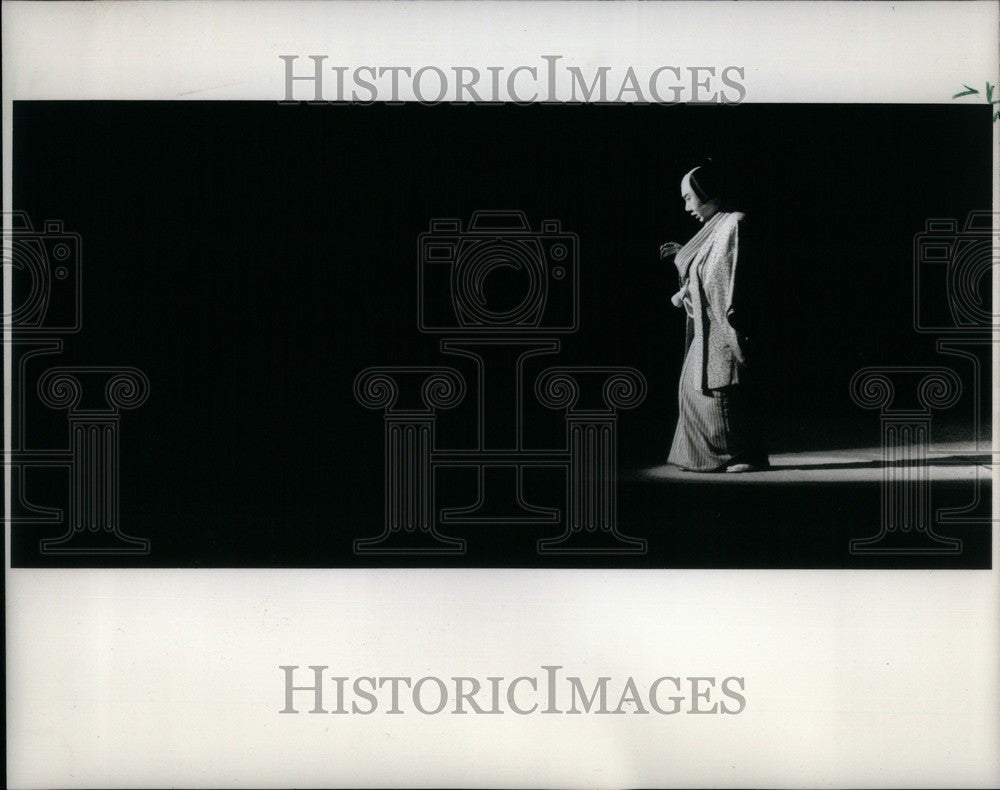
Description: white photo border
xmin=4 ymin=2 xmax=999 ymax=788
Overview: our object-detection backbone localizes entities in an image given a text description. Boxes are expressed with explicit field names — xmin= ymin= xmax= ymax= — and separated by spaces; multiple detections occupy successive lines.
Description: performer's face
xmin=680 ymin=174 xmax=718 ymax=223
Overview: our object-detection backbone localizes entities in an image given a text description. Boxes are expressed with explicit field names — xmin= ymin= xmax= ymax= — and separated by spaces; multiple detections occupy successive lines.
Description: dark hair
xmin=688 ymin=160 xmax=724 ymax=203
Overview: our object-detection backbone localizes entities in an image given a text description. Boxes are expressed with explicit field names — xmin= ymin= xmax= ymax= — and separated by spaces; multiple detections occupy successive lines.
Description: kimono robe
xmin=667 ymin=211 xmax=767 ymax=471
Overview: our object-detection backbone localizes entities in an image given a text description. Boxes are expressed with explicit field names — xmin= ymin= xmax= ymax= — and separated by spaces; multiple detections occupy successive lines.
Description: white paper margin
xmin=4 ymin=2 xmax=999 ymax=788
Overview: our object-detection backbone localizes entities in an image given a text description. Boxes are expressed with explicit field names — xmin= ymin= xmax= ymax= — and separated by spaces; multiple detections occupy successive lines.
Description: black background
xmin=11 ymin=101 xmax=993 ymax=567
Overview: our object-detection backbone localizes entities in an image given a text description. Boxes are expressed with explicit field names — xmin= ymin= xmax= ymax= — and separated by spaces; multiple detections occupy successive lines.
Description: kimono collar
xmin=674 ymin=211 xmax=725 ymax=280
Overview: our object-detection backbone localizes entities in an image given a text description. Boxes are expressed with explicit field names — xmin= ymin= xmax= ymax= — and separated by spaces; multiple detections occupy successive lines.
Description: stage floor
xmin=640 ymin=441 xmax=995 ymax=484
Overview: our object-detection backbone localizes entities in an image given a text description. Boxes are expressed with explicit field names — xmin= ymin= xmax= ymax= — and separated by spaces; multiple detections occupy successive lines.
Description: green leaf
xmin=952 ymin=85 xmax=979 ymax=98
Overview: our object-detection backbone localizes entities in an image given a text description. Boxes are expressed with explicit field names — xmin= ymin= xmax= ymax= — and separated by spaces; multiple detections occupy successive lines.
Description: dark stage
xmin=9 ymin=101 xmax=994 ymax=568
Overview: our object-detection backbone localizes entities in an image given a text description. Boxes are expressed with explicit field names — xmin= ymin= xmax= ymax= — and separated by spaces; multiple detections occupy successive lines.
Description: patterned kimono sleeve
xmin=702 ymin=216 xmax=745 ymax=364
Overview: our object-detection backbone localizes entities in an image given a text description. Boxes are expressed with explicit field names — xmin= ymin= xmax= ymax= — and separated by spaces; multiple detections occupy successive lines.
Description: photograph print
xmin=8 ymin=100 xmax=995 ymax=569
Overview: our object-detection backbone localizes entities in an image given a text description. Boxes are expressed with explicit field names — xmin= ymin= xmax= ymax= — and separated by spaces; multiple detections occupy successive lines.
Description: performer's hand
xmin=659 ymin=241 xmax=682 ymax=260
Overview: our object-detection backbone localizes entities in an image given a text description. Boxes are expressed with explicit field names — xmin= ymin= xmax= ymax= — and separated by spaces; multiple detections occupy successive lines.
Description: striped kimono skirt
xmin=667 ymin=319 xmax=766 ymax=472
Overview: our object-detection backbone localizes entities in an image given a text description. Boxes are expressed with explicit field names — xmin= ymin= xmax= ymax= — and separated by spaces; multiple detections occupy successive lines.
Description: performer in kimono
xmin=660 ymin=162 xmax=768 ymax=472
